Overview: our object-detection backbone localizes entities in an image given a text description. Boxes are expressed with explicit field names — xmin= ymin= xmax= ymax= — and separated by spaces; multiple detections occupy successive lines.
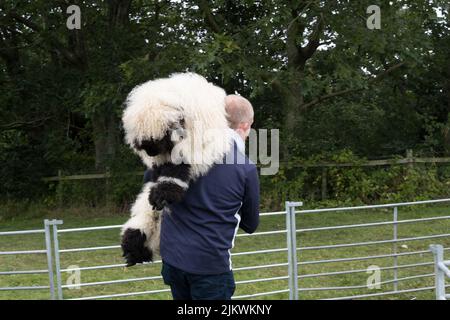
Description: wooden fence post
xmin=105 ymin=167 xmax=111 ymax=205
xmin=406 ymin=149 xmax=414 ymax=170
xmin=321 ymin=167 xmax=328 ymax=200
xmin=57 ymin=170 xmax=63 ymax=208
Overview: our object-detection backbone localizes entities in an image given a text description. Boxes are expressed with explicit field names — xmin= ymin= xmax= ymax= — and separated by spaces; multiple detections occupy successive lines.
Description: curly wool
xmin=122 ymin=72 xmax=232 ymax=174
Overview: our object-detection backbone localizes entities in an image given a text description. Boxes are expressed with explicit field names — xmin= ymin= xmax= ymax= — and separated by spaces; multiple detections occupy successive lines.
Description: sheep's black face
xmin=134 ymin=131 xmax=174 ymax=157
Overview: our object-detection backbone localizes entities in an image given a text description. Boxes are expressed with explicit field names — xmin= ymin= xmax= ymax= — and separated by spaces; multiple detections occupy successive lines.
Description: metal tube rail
xmin=235 ymin=275 xmax=289 ymax=285
xmin=0 ymin=269 xmax=49 ymax=275
xmin=60 ymin=262 xmax=160 ymax=272
xmin=58 ymin=225 xmax=122 ymax=233
xmin=234 ymin=262 xmax=289 ymax=271
xmin=0 ymin=229 xmax=45 ymax=236
xmin=0 ymin=249 xmax=47 ymax=255
xmin=231 ymin=248 xmax=288 ymax=256
xmin=430 ymin=244 xmax=450 ymax=300
xmin=59 ymin=239 xmax=286 ymax=254
xmin=58 ymin=234 xmax=287 ymax=254
xmin=233 ymin=289 xmax=290 ymax=299
xmin=298 ymin=261 xmax=434 ymax=279
xmin=298 ymin=248 xmax=450 ymax=266
xmin=259 ymin=211 xmax=285 ymax=216
xmin=286 ymin=201 xmax=302 ymax=300
xmin=438 ymin=262 xmax=450 ymax=278
xmin=59 ymin=245 xmax=121 ymax=253
xmin=61 ymin=263 xmax=135 ymax=272
xmin=62 ymin=275 xmax=163 ymax=289
xmin=0 ymin=285 xmax=50 ymax=291
xmin=56 ymin=211 xmax=285 ymax=234
xmin=324 ymin=284 xmax=450 ymax=300
xmin=68 ymin=288 xmax=172 ymax=300
xmin=297 ymin=233 xmax=450 ymax=251
xmin=51 ymin=220 xmax=63 ymax=300
xmin=63 ymin=276 xmax=289 ymax=296
xmin=297 ymin=198 xmax=450 ymax=214
xmin=298 ymin=273 xmax=434 ymax=292
xmin=236 ymin=229 xmax=286 ymax=237
xmin=60 ymin=261 xmax=288 ymax=274
xmin=297 ymin=215 xmax=450 ymax=233
xmin=44 ymin=219 xmax=55 ymax=300
xmin=61 ymin=228 xmax=287 ymax=238
xmin=393 ymin=206 xmax=399 ymax=291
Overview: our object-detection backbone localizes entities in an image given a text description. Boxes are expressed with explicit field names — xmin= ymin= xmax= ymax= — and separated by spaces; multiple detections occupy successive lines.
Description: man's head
xmin=225 ymin=94 xmax=254 ymax=141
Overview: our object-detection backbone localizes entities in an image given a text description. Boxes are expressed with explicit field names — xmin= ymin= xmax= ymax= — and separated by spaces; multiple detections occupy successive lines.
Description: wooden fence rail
xmin=42 ymin=150 xmax=450 ymax=182
xmin=42 ymin=171 xmax=143 ymax=182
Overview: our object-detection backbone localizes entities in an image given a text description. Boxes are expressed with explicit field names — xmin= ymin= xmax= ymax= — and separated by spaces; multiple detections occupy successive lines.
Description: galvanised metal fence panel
xmin=53 ymin=223 xmax=167 ymax=300
xmin=0 ymin=219 xmax=57 ymax=299
xmin=50 ymin=210 xmax=291 ymax=300
xmin=2 ymin=199 xmax=450 ymax=300
xmin=295 ymin=199 xmax=450 ymax=300
xmin=430 ymin=244 xmax=450 ymax=300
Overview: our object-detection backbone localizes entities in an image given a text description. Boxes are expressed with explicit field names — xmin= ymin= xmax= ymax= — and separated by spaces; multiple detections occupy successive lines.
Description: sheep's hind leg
xmin=121 ymin=182 xmax=159 ymax=267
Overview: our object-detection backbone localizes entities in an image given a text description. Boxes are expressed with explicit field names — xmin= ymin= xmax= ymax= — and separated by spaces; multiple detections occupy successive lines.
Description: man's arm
xmin=239 ymin=165 xmax=260 ymax=234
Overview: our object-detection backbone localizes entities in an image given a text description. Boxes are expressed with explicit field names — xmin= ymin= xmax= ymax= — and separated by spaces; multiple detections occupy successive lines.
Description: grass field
xmin=1 ymin=202 xmax=449 ymax=300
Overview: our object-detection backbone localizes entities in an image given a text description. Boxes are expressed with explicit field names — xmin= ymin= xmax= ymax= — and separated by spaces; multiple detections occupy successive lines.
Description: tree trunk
xmin=92 ymin=0 xmax=132 ymax=170
xmin=282 ymin=7 xmax=311 ymax=159
xmin=108 ymin=0 xmax=132 ymax=27
xmin=282 ymin=22 xmax=306 ymax=157
xmin=281 ymin=69 xmax=305 ymax=158
xmin=0 ymin=30 xmax=22 ymax=76
xmin=93 ymin=109 xmax=118 ymax=170
xmin=444 ymin=75 xmax=450 ymax=155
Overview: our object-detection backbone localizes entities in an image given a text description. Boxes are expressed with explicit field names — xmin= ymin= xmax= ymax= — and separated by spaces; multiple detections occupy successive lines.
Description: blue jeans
xmin=161 ymin=261 xmax=236 ymax=300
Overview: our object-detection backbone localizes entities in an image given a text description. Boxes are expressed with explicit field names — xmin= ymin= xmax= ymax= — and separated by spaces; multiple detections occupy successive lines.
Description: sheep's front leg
xmin=121 ymin=182 xmax=161 ymax=267
xmin=149 ymin=163 xmax=191 ymax=210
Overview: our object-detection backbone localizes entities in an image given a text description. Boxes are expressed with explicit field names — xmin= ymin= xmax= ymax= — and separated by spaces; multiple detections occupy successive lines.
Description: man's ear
xmin=239 ymin=121 xmax=251 ymax=132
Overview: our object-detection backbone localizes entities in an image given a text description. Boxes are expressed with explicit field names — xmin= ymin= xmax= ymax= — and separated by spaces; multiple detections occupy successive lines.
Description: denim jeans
xmin=161 ymin=261 xmax=236 ymax=300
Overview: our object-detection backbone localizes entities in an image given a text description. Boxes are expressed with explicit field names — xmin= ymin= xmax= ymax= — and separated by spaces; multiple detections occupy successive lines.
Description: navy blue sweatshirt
xmin=143 ymin=143 xmax=260 ymax=274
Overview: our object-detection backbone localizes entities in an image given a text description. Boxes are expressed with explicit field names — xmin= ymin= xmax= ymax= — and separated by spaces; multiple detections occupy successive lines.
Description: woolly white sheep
xmin=120 ymin=72 xmax=232 ymax=266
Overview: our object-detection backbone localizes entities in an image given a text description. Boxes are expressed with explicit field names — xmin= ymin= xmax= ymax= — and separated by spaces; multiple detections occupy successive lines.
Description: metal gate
xmin=0 ymin=219 xmax=61 ymax=299
xmin=1 ymin=199 xmax=450 ymax=300
xmin=430 ymin=244 xmax=450 ymax=300
xmin=294 ymin=199 xmax=450 ymax=299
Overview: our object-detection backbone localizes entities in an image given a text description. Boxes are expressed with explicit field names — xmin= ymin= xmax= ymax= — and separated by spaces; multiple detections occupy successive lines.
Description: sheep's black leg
xmin=121 ymin=229 xmax=153 ymax=267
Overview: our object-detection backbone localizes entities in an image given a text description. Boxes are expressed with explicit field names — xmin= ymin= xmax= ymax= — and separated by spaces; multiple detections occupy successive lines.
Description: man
xmin=143 ymin=94 xmax=259 ymax=300
xmin=224 ymin=94 xmax=254 ymax=147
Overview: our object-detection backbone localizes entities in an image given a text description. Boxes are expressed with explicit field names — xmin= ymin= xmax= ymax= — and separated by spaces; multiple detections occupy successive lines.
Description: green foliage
xmin=0 ymin=1 xmax=449 ymax=207
xmin=261 ymin=150 xmax=450 ymax=210
xmin=106 ymin=146 xmax=145 ymax=208
xmin=45 ymin=145 xmax=143 ymax=209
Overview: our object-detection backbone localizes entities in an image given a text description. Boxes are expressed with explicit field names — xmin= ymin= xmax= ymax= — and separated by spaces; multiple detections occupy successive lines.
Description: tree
xmin=0 ymin=0 xmax=449 ymax=201
xmin=192 ymin=0 xmax=448 ymax=157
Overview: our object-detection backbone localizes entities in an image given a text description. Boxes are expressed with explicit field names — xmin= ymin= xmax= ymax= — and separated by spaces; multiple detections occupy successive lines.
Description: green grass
xmin=1 ymin=203 xmax=449 ymax=300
